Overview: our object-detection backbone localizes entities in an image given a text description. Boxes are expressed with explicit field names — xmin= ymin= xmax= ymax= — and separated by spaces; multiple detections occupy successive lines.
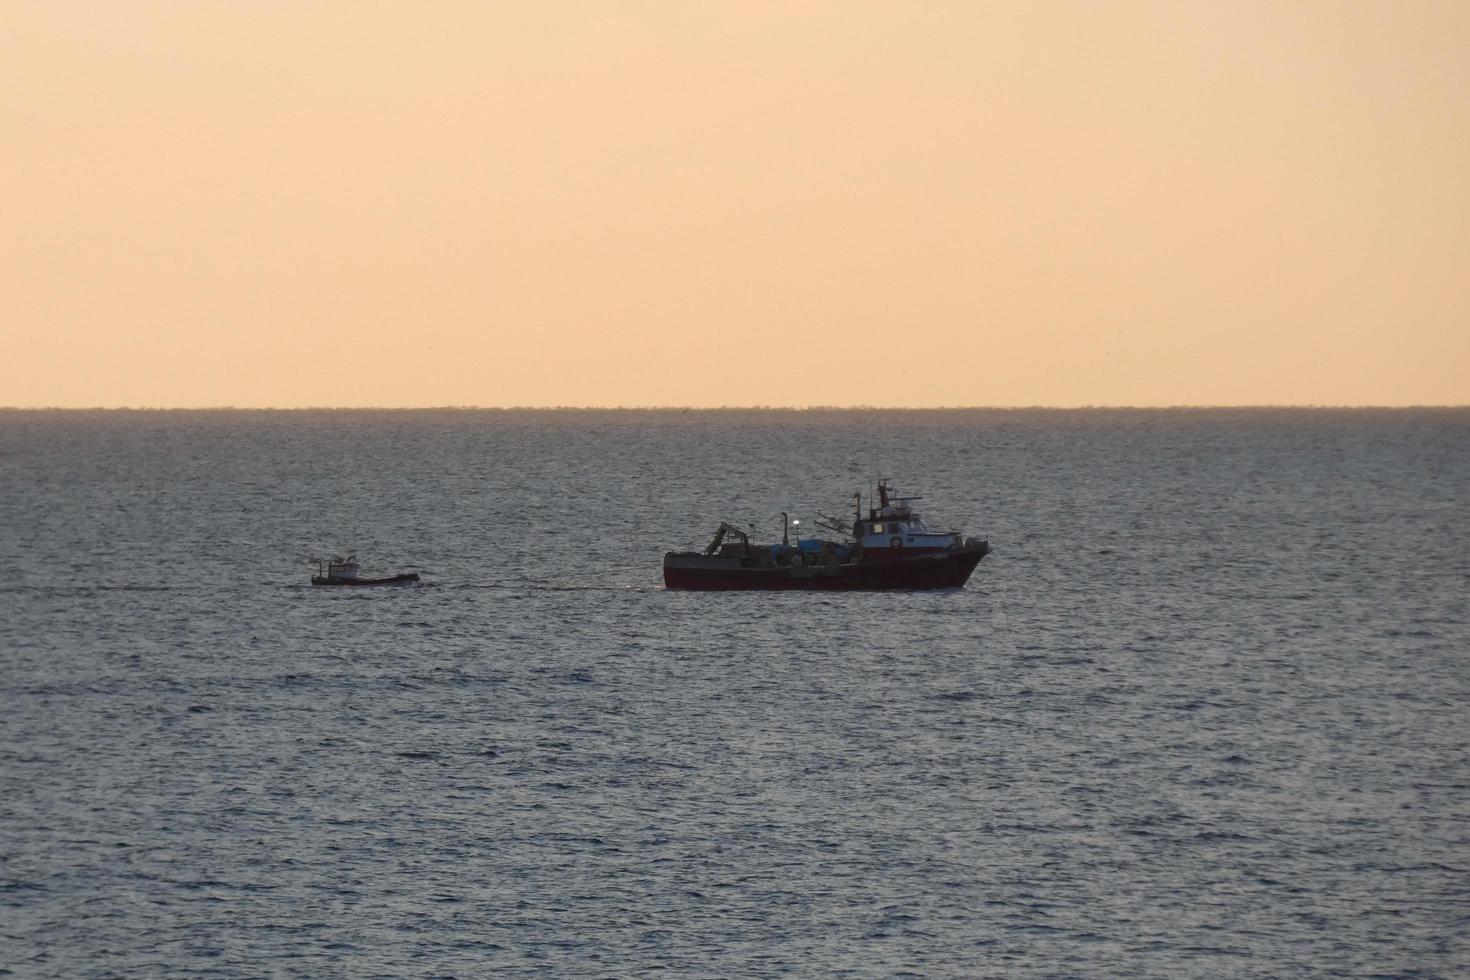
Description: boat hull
xmin=311 ymin=573 xmax=420 ymax=586
xmin=663 ymin=543 xmax=988 ymax=591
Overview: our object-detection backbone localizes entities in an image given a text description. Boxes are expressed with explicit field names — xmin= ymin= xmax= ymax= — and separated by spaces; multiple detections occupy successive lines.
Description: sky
xmin=2 ymin=1 xmax=1467 ymax=408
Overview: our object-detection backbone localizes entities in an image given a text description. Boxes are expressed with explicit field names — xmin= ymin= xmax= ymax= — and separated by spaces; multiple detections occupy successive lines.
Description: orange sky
xmin=2 ymin=1 xmax=1467 ymax=407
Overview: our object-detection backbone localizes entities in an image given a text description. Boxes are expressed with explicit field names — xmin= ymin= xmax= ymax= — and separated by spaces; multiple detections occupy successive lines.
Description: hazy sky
xmin=3 ymin=1 xmax=1467 ymax=407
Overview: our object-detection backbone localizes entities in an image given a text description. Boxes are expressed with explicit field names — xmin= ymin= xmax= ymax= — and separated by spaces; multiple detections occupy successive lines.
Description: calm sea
xmin=1 ymin=408 xmax=1466 ymax=977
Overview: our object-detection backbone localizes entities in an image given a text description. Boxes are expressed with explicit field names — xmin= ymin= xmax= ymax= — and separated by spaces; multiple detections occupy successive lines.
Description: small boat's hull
xmin=311 ymin=573 xmax=420 ymax=586
xmin=663 ymin=543 xmax=988 ymax=591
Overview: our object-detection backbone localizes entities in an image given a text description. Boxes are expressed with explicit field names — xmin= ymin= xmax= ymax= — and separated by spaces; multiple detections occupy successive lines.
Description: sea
xmin=1 ymin=408 xmax=1466 ymax=978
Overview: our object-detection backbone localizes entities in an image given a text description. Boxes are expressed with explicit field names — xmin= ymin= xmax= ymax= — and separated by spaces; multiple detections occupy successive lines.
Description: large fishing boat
xmin=311 ymin=555 xmax=419 ymax=587
xmin=663 ymin=478 xmax=989 ymax=591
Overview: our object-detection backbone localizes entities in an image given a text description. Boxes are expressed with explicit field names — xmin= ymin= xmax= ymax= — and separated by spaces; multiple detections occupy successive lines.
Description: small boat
xmin=663 ymin=477 xmax=990 ymax=591
xmin=311 ymin=555 xmax=419 ymax=586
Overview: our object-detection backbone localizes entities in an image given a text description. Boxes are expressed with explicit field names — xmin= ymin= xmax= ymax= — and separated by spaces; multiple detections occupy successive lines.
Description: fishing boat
xmin=310 ymin=555 xmax=419 ymax=586
xmin=663 ymin=478 xmax=990 ymax=591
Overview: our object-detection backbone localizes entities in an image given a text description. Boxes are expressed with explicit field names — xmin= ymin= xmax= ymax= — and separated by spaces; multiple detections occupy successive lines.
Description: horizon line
xmin=3 ymin=403 xmax=1468 ymax=412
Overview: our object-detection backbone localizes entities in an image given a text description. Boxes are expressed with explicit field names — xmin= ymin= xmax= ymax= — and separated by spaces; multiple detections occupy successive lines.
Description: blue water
xmin=2 ymin=408 xmax=1466 ymax=976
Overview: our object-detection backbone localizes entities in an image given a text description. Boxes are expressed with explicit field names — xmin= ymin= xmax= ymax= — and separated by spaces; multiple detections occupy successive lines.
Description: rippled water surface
xmin=2 ymin=408 xmax=1467 ymax=977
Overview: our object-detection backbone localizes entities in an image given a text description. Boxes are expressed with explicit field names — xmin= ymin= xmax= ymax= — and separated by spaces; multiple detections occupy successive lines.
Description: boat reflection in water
xmin=310 ymin=555 xmax=420 ymax=587
xmin=663 ymin=478 xmax=989 ymax=591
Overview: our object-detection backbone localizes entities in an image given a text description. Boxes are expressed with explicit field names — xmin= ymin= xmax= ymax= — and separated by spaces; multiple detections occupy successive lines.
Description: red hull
xmin=663 ymin=545 xmax=987 ymax=591
xmin=311 ymin=573 xmax=420 ymax=586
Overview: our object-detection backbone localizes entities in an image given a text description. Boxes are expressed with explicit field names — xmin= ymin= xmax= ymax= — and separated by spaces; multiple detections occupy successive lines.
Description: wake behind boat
xmin=311 ymin=555 xmax=419 ymax=586
xmin=663 ymin=478 xmax=990 ymax=591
